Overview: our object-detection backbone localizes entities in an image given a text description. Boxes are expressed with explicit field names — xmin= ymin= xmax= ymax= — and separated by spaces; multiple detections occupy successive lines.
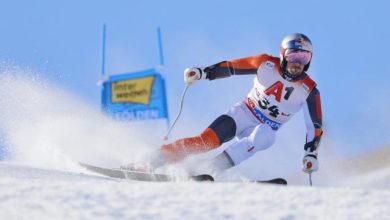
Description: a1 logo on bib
xmin=264 ymin=81 xmax=294 ymax=102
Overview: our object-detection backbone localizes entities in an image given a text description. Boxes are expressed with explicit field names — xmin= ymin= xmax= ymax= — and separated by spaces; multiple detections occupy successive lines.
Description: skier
xmin=163 ymin=33 xmax=323 ymax=174
xmin=133 ymin=33 xmax=323 ymax=175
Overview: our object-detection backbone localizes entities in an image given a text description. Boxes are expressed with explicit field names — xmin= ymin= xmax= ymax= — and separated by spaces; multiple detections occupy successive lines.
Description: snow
xmin=1 ymin=163 xmax=389 ymax=220
xmin=0 ymin=69 xmax=389 ymax=220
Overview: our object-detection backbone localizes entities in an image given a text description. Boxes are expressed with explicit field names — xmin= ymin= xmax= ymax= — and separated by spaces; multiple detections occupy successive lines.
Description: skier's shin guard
xmin=209 ymin=151 xmax=235 ymax=172
xmin=161 ymin=128 xmax=221 ymax=162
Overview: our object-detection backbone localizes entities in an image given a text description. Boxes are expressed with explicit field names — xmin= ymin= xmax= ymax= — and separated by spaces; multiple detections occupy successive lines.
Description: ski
xmin=79 ymin=162 xmax=214 ymax=182
xmin=256 ymin=178 xmax=288 ymax=185
xmin=79 ymin=162 xmax=286 ymax=184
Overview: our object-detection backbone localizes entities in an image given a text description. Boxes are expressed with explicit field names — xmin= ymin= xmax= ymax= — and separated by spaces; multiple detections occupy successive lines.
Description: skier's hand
xmin=184 ymin=67 xmax=205 ymax=85
xmin=302 ymin=153 xmax=318 ymax=173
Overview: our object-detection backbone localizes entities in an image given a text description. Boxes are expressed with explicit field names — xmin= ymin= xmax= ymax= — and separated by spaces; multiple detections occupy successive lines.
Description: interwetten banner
xmin=101 ymin=68 xmax=168 ymax=121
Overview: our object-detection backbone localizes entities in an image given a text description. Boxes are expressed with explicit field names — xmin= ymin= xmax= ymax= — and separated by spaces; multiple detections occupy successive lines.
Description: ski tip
xmin=190 ymin=174 xmax=214 ymax=182
xmin=78 ymin=161 xmax=89 ymax=168
xmin=256 ymin=178 xmax=288 ymax=185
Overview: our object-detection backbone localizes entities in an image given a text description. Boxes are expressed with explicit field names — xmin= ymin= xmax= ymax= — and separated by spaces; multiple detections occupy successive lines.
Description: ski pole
xmin=163 ymin=84 xmax=190 ymax=140
xmin=309 ymin=173 xmax=313 ymax=186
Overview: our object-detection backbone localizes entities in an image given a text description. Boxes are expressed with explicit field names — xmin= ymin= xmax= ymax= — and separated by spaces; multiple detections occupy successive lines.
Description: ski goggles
xmin=285 ymin=49 xmax=312 ymax=65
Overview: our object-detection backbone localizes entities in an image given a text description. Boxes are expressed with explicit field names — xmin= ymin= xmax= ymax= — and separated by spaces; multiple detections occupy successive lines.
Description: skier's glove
xmin=302 ymin=152 xmax=318 ymax=174
xmin=184 ymin=67 xmax=206 ymax=85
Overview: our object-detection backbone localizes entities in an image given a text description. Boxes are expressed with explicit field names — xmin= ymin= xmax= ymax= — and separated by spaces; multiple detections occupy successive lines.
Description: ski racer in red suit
xmin=161 ymin=33 xmax=323 ymax=174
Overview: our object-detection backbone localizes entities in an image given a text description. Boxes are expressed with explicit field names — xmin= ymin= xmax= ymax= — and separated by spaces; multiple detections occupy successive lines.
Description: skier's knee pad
xmin=208 ymin=115 xmax=237 ymax=144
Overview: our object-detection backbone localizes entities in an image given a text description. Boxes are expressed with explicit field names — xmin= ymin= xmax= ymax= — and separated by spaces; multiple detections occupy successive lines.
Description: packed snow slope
xmin=0 ymin=69 xmax=389 ymax=219
xmin=1 ymin=163 xmax=389 ymax=220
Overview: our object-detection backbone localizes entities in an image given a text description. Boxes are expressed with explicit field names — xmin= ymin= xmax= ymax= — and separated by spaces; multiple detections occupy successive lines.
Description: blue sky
xmin=1 ymin=0 xmax=389 ymax=156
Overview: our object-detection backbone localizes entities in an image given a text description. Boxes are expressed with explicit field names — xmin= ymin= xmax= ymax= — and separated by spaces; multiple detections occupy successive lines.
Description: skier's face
xmin=284 ymin=49 xmax=311 ymax=76
xmin=286 ymin=62 xmax=305 ymax=76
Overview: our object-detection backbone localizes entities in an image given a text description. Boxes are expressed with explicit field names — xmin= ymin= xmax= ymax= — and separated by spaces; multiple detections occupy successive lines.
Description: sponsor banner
xmin=102 ymin=68 xmax=168 ymax=121
xmin=111 ymin=76 xmax=154 ymax=104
